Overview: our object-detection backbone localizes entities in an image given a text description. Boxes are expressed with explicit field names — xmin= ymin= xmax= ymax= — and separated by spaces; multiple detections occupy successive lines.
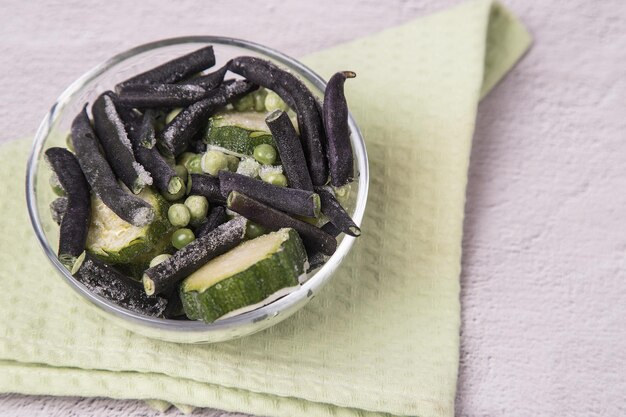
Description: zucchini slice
xmin=180 ymin=228 xmax=307 ymax=323
xmin=204 ymin=111 xmax=276 ymax=156
xmin=86 ymin=187 xmax=172 ymax=265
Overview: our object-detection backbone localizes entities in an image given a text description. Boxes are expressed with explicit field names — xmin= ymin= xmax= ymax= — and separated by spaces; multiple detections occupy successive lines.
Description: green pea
xmin=264 ymin=91 xmax=288 ymax=112
xmin=233 ymin=94 xmax=254 ymax=112
xmin=225 ymin=155 xmax=240 ymax=172
xmin=184 ymin=195 xmax=209 ymax=225
xmin=168 ymin=203 xmax=191 ymax=227
xmin=246 ymin=222 xmax=267 ymax=239
xmin=171 ymin=228 xmax=195 ymax=250
xmin=49 ymin=174 xmax=66 ymax=196
xmin=253 ymin=144 xmax=277 ymax=165
xmin=264 ymin=172 xmax=288 ymax=187
xmin=201 ymin=150 xmax=228 ymax=176
xmin=149 ymin=253 xmax=172 ymax=268
xmin=253 ymin=88 xmax=267 ymax=112
xmin=165 ymin=108 xmax=183 ymax=124
xmin=185 ymin=154 xmax=203 ymax=174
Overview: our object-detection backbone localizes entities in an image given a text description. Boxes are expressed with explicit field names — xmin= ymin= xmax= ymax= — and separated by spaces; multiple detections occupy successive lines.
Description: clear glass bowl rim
xmin=25 ymin=36 xmax=369 ymax=334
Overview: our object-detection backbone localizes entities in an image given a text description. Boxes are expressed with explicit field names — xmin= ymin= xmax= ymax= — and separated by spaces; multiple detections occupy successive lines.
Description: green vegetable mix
xmin=49 ymin=47 xmax=361 ymax=323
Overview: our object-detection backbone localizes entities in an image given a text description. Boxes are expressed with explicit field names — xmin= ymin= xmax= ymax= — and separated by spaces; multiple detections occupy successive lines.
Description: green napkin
xmin=0 ymin=1 xmax=531 ymax=416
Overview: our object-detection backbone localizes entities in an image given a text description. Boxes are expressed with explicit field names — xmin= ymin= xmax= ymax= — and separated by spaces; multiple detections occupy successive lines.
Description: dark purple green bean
xmin=72 ymin=252 xmax=167 ymax=317
xmin=92 ymin=92 xmax=151 ymax=194
xmin=324 ymin=71 xmax=356 ymax=187
xmin=123 ymin=109 xmax=184 ymax=195
xmin=306 ymin=222 xmax=342 ymax=272
xmin=117 ymin=63 xmax=231 ymax=108
xmin=229 ymin=56 xmax=328 ymax=185
xmin=158 ymin=80 xmax=257 ymax=156
xmin=116 ymin=83 xmax=213 ymax=108
xmin=158 ymin=95 xmax=220 ymax=157
xmin=163 ymin=288 xmax=186 ymax=319
xmin=180 ymin=61 xmax=230 ymax=89
xmin=117 ymin=105 xmax=144 ymax=131
xmin=219 ymin=171 xmax=320 ymax=217
xmin=315 ymin=186 xmax=360 ymax=237
xmin=265 ymin=110 xmax=313 ymax=191
xmin=188 ymin=173 xmax=225 ymax=204
xmin=195 ymin=206 xmax=227 ymax=238
xmin=71 ymin=106 xmax=154 ymax=227
xmin=44 ymin=147 xmax=91 ymax=269
xmin=116 ymin=45 xmax=215 ymax=89
xmin=227 ymin=191 xmax=336 ymax=256
xmin=321 ymin=221 xmax=341 ymax=237
xmin=142 ymin=217 xmax=247 ymax=296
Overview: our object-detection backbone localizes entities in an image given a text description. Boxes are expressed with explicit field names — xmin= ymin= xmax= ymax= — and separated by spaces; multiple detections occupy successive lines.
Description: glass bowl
xmin=26 ymin=36 xmax=368 ymax=343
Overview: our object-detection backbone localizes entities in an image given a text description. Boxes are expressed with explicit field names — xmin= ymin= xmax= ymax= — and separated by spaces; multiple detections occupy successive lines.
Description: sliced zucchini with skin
xmin=210 ymin=110 xmax=272 ymax=132
xmin=180 ymin=228 xmax=307 ymax=323
xmin=86 ymin=187 xmax=172 ymax=265
xmin=204 ymin=111 xmax=276 ymax=156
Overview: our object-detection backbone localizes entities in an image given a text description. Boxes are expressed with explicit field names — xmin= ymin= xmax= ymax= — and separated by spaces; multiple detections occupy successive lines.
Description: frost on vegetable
xmin=72 ymin=252 xmax=167 ymax=317
xmin=236 ymin=157 xmax=261 ymax=178
xmin=92 ymin=93 xmax=152 ymax=194
xmin=258 ymin=164 xmax=283 ymax=182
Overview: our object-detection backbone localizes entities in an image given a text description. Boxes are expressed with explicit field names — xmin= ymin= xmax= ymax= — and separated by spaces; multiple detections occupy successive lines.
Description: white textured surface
xmin=1 ymin=1 xmax=625 ymax=416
